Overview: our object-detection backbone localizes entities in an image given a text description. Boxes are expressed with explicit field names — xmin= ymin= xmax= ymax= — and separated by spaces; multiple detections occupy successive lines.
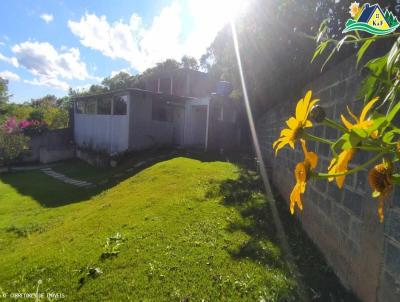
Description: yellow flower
xmin=273 ymin=90 xmax=318 ymax=155
xmin=341 ymin=97 xmax=379 ymax=132
xmin=368 ymin=163 xmax=393 ymax=223
xmin=289 ymin=140 xmax=318 ymax=214
xmin=349 ymin=2 xmax=361 ymax=18
xmin=327 ymin=148 xmax=356 ymax=189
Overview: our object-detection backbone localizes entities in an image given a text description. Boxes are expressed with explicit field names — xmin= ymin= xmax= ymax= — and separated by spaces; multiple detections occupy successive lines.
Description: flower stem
xmin=302 ymin=132 xmax=334 ymax=145
xmin=313 ymin=152 xmax=386 ymax=179
xmin=323 ymin=118 xmax=348 ymax=133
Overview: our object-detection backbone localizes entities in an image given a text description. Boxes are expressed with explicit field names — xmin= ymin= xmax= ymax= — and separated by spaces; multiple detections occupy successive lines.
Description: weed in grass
xmin=75 ymin=266 xmax=103 ymax=289
xmin=100 ymin=232 xmax=125 ymax=260
xmin=5 ymin=224 xmax=46 ymax=238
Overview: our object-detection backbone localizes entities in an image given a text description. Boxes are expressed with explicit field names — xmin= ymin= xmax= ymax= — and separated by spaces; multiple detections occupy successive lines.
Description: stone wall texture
xmin=257 ymin=56 xmax=400 ymax=302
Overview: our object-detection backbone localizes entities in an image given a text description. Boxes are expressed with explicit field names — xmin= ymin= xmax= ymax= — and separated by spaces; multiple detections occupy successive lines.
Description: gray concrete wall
xmin=256 ymin=56 xmax=398 ymax=302
xmin=129 ymin=91 xmax=173 ymax=150
xmin=23 ymin=128 xmax=74 ymax=163
xmin=207 ymin=97 xmax=240 ymax=151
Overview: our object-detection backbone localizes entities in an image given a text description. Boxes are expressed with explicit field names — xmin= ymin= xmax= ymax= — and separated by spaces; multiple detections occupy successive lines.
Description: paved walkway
xmin=41 ymin=168 xmax=93 ymax=188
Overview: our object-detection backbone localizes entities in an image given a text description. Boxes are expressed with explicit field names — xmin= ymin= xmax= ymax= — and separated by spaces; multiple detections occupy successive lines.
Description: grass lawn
xmin=0 ymin=154 xmax=358 ymax=301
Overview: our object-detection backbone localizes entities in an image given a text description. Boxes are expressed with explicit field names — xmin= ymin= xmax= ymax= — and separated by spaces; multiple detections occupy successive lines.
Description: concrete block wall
xmin=257 ymin=56 xmax=399 ymax=302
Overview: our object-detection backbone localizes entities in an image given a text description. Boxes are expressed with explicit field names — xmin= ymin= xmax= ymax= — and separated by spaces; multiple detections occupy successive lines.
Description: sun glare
xmin=189 ymin=0 xmax=246 ymax=32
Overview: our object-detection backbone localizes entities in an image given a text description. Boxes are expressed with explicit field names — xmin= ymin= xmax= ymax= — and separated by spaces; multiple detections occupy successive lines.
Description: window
xmin=76 ymin=100 xmax=85 ymax=114
xmin=98 ymin=97 xmax=112 ymax=115
xmin=86 ymin=99 xmax=97 ymax=114
xmin=113 ymin=95 xmax=128 ymax=115
xmin=152 ymin=97 xmax=171 ymax=122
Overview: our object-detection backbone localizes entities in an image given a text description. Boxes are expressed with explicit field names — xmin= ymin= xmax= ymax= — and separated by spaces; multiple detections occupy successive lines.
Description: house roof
xmin=358 ymin=4 xmax=386 ymax=23
xmin=73 ymin=87 xmax=205 ymax=102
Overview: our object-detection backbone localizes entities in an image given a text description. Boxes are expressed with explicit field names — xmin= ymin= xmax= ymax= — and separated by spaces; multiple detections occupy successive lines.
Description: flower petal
xmin=274 ymin=140 xmax=287 ymax=155
xmin=307 ymin=152 xmax=318 ymax=169
xmin=296 ymin=98 xmax=305 ymax=121
xmin=360 ymin=97 xmax=379 ymax=122
xmin=341 ymin=114 xmax=353 ymax=130
xmin=286 ymin=117 xmax=298 ymax=129
xmin=304 ymin=120 xmax=313 ymax=128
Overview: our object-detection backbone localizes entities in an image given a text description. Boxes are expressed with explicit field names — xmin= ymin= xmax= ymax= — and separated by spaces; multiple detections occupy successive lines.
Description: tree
xmin=181 ymin=56 xmax=200 ymax=70
xmin=0 ymin=78 xmax=9 ymax=105
xmin=30 ymin=94 xmax=57 ymax=108
xmin=102 ymin=72 xmax=139 ymax=91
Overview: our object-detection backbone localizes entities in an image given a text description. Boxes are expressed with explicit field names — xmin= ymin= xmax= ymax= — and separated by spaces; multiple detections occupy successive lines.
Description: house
xmin=73 ymin=69 xmax=243 ymax=155
xmin=357 ymin=4 xmax=390 ymax=30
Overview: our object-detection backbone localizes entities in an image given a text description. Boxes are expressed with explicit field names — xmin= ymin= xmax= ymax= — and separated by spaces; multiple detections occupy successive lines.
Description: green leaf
xmin=341 ymin=133 xmax=362 ymax=150
xmin=357 ymin=39 xmax=374 ymax=68
xmin=382 ymin=129 xmax=400 ymax=143
xmin=321 ymin=46 xmax=337 ymax=71
xmin=359 ymin=55 xmax=388 ymax=101
xmin=387 ymin=37 xmax=400 ymax=76
xmin=311 ymin=41 xmax=328 ymax=63
xmin=387 ymin=101 xmax=400 ymax=122
xmin=352 ymin=127 xmax=368 ymax=138
xmin=368 ymin=115 xmax=388 ymax=134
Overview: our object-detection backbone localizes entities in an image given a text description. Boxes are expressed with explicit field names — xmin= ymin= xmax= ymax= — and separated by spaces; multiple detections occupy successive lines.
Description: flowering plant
xmin=273 ymin=91 xmax=400 ymax=222
xmin=282 ymin=2 xmax=400 ymax=222
xmin=1 ymin=116 xmax=48 ymax=136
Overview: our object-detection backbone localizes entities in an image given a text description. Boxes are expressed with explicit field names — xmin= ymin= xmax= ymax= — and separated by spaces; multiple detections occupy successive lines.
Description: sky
xmin=0 ymin=0 xmax=244 ymax=103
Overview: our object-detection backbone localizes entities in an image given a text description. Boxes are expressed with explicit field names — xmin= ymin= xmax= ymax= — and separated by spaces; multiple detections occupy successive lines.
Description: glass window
xmin=76 ymin=100 xmax=85 ymax=114
xmin=86 ymin=99 xmax=97 ymax=114
xmin=98 ymin=97 xmax=112 ymax=115
xmin=113 ymin=95 xmax=128 ymax=115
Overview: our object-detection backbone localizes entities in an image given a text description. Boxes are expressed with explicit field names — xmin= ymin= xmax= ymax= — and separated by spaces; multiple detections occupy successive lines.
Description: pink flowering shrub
xmin=3 ymin=117 xmax=18 ymax=134
xmin=1 ymin=116 xmax=48 ymax=136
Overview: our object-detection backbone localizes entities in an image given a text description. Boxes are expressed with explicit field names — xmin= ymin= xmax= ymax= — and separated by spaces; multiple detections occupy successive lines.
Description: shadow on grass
xmin=0 ymin=148 xmax=180 ymax=207
xmin=209 ymin=168 xmax=360 ymax=302
xmin=208 ymin=170 xmax=285 ymax=269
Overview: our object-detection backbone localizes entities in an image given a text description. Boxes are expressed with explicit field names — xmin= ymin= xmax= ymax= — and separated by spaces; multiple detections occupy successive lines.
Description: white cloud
xmin=11 ymin=41 xmax=91 ymax=91
xmin=40 ymin=13 xmax=54 ymax=23
xmin=24 ymin=78 xmax=69 ymax=91
xmin=12 ymin=41 xmax=89 ymax=81
xmin=68 ymin=0 xmax=245 ymax=72
xmin=0 ymin=53 xmax=19 ymax=67
xmin=0 ymin=70 xmax=20 ymax=81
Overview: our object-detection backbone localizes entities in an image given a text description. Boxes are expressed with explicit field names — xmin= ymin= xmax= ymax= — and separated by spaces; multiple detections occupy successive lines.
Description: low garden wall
xmin=257 ymin=56 xmax=400 ymax=302
xmin=23 ymin=128 xmax=75 ymax=164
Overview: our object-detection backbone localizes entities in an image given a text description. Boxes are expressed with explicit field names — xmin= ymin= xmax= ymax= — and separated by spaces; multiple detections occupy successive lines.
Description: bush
xmin=0 ymin=132 xmax=30 ymax=165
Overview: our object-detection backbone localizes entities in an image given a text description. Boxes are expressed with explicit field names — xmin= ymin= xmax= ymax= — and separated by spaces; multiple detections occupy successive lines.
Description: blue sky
xmin=0 ymin=0 xmax=243 ymax=103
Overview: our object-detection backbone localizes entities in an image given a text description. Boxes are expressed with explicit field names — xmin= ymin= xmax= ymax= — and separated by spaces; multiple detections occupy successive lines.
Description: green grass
xmin=0 ymin=157 xmax=297 ymax=301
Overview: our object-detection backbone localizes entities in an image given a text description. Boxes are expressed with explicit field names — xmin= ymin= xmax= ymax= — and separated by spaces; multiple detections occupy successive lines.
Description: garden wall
xmin=257 ymin=56 xmax=400 ymax=302
xmin=23 ymin=128 xmax=75 ymax=164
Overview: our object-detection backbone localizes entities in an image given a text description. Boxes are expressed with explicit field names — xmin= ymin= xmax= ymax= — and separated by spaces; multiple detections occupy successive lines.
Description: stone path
xmin=41 ymin=168 xmax=93 ymax=188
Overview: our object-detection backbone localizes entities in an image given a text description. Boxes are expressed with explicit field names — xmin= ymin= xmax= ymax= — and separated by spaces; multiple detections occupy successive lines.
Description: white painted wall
xmin=74 ymin=114 xmax=129 ymax=154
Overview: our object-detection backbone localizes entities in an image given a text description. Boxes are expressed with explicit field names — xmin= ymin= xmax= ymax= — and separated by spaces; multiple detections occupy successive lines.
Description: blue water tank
xmin=216 ymin=81 xmax=233 ymax=96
